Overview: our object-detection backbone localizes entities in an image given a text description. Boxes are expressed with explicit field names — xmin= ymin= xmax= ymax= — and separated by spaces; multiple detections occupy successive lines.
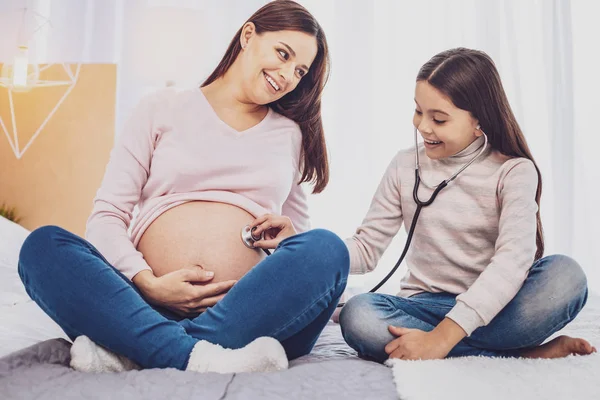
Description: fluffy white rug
xmin=388 ymin=294 xmax=600 ymax=400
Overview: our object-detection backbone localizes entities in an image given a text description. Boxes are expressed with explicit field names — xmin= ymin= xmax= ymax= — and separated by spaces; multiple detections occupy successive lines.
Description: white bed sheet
xmin=0 ymin=216 xmax=30 ymax=307
xmin=0 ymin=216 xmax=69 ymax=357
xmin=0 ymin=300 xmax=69 ymax=357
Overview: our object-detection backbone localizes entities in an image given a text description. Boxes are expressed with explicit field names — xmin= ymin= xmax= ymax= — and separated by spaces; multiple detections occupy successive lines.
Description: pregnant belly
xmin=137 ymin=201 xmax=266 ymax=282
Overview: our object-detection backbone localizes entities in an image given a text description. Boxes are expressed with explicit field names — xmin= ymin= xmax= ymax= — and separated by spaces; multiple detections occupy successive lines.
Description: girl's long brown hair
xmin=417 ymin=48 xmax=544 ymax=259
xmin=202 ymin=0 xmax=330 ymax=193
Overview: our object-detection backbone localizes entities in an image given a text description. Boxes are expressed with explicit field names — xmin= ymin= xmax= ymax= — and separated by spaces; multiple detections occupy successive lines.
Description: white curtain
xmin=571 ymin=0 xmax=600 ymax=296
xmin=1 ymin=0 xmax=598 ymax=294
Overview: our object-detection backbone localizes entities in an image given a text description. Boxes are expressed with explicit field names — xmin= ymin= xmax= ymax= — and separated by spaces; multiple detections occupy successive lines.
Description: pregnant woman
xmin=18 ymin=0 xmax=349 ymax=374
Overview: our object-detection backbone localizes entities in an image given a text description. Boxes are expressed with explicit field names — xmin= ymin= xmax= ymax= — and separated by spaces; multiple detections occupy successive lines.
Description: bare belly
xmin=137 ymin=201 xmax=266 ymax=282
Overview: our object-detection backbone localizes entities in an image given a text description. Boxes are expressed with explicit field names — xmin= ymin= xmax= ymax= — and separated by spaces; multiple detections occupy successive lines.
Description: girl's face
xmin=413 ymin=81 xmax=482 ymax=160
xmin=238 ymin=23 xmax=318 ymax=105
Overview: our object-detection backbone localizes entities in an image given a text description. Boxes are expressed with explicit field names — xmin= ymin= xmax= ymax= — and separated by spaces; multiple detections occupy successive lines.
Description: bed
xmin=2 ymin=216 xmax=598 ymax=400
xmin=0 ymin=217 xmax=397 ymax=399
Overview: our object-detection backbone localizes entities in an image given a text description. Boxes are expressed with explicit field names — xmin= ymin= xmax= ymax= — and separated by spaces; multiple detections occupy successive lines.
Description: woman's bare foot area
xmin=521 ymin=336 xmax=597 ymax=359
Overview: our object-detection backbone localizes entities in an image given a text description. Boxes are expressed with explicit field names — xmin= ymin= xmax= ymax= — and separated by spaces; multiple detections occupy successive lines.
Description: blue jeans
xmin=18 ymin=226 xmax=349 ymax=370
xmin=339 ymin=255 xmax=588 ymax=362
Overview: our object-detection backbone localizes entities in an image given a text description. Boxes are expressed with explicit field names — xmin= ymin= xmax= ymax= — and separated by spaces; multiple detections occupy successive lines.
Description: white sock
xmin=186 ymin=336 xmax=289 ymax=374
xmin=70 ymin=336 xmax=140 ymax=373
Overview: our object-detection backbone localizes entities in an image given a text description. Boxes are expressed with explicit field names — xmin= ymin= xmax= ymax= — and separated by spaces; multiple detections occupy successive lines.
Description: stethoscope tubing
xmin=336 ymin=130 xmax=488 ymax=307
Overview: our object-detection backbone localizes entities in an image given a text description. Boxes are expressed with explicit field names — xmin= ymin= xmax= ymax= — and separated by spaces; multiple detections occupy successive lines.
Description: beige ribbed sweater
xmin=345 ymin=136 xmax=539 ymax=335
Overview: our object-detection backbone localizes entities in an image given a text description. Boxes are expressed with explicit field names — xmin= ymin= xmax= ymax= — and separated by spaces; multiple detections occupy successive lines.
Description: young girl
xmin=333 ymin=47 xmax=596 ymax=362
xmin=18 ymin=0 xmax=349 ymax=374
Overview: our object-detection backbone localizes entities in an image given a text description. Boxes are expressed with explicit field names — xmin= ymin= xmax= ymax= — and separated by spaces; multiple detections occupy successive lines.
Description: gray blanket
xmin=0 ymin=323 xmax=397 ymax=400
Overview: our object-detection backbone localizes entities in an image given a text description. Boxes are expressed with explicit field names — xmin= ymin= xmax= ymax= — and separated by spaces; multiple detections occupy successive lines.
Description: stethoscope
xmin=241 ymin=126 xmax=489 ymax=307
xmin=241 ymin=225 xmax=271 ymax=256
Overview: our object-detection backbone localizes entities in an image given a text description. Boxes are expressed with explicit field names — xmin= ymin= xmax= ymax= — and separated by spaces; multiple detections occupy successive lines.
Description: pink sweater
xmin=345 ymin=136 xmax=539 ymax=335
xmin=86 ymin=88 xmax=309 ymax=280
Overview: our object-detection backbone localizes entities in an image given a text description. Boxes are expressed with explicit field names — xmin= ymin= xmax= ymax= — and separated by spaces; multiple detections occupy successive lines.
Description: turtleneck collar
xmin=436 ymin=135 xmax=489 ymax=165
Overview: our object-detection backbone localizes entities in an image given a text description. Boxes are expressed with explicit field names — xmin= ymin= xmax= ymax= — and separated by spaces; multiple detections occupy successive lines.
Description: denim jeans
xmin=339 ymin=255 xmax=588 ymax=362
xmin=18 ymin=226 xmax=349 ymax=370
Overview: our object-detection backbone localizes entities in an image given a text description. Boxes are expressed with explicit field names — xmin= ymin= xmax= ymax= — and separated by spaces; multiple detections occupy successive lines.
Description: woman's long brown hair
xmin=417 ymin=48 xmax=545 ymax=259
xmin=202 ymin=0 xmax=330 ymax=193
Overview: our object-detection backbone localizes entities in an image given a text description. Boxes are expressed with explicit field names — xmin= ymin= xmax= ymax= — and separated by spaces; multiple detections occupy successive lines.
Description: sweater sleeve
xmin=345 ymin=153 xmax=404 ymax=274
xmin=281 ymin=123 xmax=310 ymax=233
xmin=281 ymin=174 xmax=311 ymax=233
xmin=85 ymin=91 xmax=166 ymax=280
xmin=445 ymin=160 xmax=539 ymax=335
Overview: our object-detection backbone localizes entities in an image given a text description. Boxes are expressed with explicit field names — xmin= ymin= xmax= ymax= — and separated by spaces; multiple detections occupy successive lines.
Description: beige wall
xmin=0 ymin=64 xmax=116 ymax=236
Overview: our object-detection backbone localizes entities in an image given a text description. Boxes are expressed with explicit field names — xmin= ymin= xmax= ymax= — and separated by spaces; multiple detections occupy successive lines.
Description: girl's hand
xmin=385 ymin=318 xmax=467 ymax=360
xmin=385 ymin=326 xmax=453 ymax=361
xmin=249 ymin=214 xmax=297 ymax=249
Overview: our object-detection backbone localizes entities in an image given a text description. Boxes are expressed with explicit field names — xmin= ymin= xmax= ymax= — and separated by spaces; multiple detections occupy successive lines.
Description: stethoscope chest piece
xmin=241 ymin=225 xmax=263 ymax=249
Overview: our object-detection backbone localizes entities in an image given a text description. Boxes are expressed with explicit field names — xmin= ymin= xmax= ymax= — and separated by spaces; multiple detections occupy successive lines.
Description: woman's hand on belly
xmin=133 ymin=268 xmax=237 ymax=317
